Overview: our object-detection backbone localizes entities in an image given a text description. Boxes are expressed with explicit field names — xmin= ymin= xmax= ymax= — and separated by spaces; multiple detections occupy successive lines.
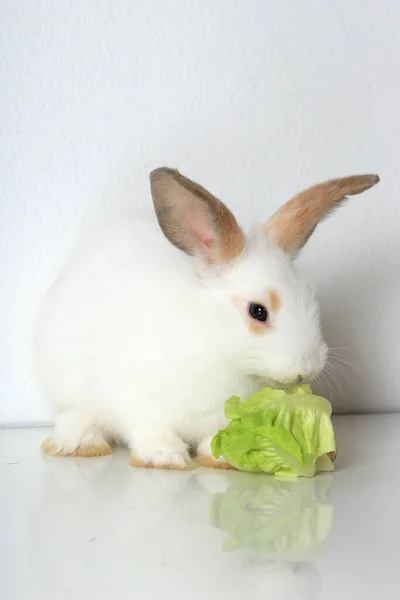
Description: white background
xmin=1 ymin=0 xmax=399 ymax=425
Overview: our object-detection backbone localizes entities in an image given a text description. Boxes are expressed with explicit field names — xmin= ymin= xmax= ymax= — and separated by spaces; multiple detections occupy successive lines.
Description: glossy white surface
xmin=1 ymin=415 xmax=399 ymax=600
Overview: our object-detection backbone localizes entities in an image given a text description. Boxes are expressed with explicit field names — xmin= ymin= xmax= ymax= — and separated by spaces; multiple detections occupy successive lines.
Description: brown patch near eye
xmin=248 ymin=320 xmax=269 ymax=335
xmin=231 ymin=294 xmax=272 ymax=335
xmin=268 ymin=289 xmax=281 ymax=312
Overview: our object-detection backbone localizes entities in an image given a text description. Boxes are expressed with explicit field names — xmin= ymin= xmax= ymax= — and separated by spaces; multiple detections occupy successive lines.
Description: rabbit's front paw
xmin=129 ymin=433 xmax=194 ymax=470
xmin=41 ymin=409 xmax=113 ymax=458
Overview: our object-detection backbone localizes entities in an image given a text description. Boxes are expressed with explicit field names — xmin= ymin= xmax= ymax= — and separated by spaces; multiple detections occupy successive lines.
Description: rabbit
xmin=35 ymin=167 xmax=379 ymax=469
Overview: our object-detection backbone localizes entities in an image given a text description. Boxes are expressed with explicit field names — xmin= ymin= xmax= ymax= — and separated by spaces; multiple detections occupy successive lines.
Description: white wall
xmin=1 ymin=0 xmax=399 ymax=424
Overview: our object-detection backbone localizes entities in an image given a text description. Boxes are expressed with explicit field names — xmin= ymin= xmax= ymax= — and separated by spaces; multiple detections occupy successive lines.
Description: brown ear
xmin=150 ymin=167 xmax=245 ymax=264
xmin=264 ymin=174 xmax=380 ymax=256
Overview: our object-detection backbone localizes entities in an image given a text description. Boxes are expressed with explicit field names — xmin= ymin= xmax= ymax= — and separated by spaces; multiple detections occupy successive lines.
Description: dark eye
xmin=248 ymin=303 xmax=268 ymax=322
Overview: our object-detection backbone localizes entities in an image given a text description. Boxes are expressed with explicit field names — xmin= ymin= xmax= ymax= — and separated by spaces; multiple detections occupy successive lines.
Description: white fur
xmin=35 ymin=213 xmax=327 ymax=466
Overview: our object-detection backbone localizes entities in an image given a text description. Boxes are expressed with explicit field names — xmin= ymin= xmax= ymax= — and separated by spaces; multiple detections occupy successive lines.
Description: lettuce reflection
xmin=210 ymin=472 xmax=334 ymax=561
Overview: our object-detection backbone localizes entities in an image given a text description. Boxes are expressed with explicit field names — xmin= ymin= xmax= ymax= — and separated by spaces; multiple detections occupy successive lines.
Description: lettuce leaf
xmin=211 ymin=385 xmax=336 ymax=478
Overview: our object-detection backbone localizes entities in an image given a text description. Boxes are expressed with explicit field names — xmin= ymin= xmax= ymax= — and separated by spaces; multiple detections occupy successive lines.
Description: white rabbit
xmin=35 ymin=168 xmax=379 ymax=469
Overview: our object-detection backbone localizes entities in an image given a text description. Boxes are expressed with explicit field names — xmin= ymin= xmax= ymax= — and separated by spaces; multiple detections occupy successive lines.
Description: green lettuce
xmin=211 ymin=385 xmax=336 ymax=478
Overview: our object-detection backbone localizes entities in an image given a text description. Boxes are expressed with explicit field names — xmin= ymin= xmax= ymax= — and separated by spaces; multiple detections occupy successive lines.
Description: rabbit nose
xmin=295 ymin=371 xmax=312 ymax=384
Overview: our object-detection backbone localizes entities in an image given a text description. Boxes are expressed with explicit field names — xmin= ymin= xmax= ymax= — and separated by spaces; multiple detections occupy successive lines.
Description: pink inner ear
xmin=201 ymin=238 xmax=215 ymax=249
xmin=180 ymin=200 xmax=217 ymax=254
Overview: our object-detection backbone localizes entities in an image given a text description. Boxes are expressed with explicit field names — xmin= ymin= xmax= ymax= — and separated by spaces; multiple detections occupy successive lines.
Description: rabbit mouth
xmin=260 ymin=375 xmax=315 ymax=389
xmin=257 ymin=377 xmax=290 ymax=389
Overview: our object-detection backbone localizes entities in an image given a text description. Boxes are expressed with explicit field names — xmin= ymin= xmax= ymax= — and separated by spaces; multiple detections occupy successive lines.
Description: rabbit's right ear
xmin=264 ymin=174 xmax=379 ymax=257
xmin=150 ymin=168 xmax=245 ymax=265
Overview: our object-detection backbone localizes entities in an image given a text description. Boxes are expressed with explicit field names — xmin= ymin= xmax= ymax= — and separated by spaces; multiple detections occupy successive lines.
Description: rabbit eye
xmin=248 ymin=303 xmax=268 ymax=322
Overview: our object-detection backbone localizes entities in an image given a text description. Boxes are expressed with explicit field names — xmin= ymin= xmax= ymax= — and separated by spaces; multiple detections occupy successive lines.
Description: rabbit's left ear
xmin=150 ymin=167 xmax=245 ymax=265
xmin=264 ymin=174 xmax=379 ymax=257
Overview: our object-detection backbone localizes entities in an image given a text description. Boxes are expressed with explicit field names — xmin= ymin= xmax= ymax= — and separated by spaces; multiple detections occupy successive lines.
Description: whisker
xmin=326 ymin=347 xmax=349 ymax=352
xmin=315 ymin=370 xmax=332 ymax=400
xmin=325 ymin=365 xmax=343 ymax=396
xmin=326 ymin=360 xmax=352 ymax=387
xmin=323 ymin=362 xmax=352 ymax=414
xmin=328 ymin=355 xmax=360 ymax=377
